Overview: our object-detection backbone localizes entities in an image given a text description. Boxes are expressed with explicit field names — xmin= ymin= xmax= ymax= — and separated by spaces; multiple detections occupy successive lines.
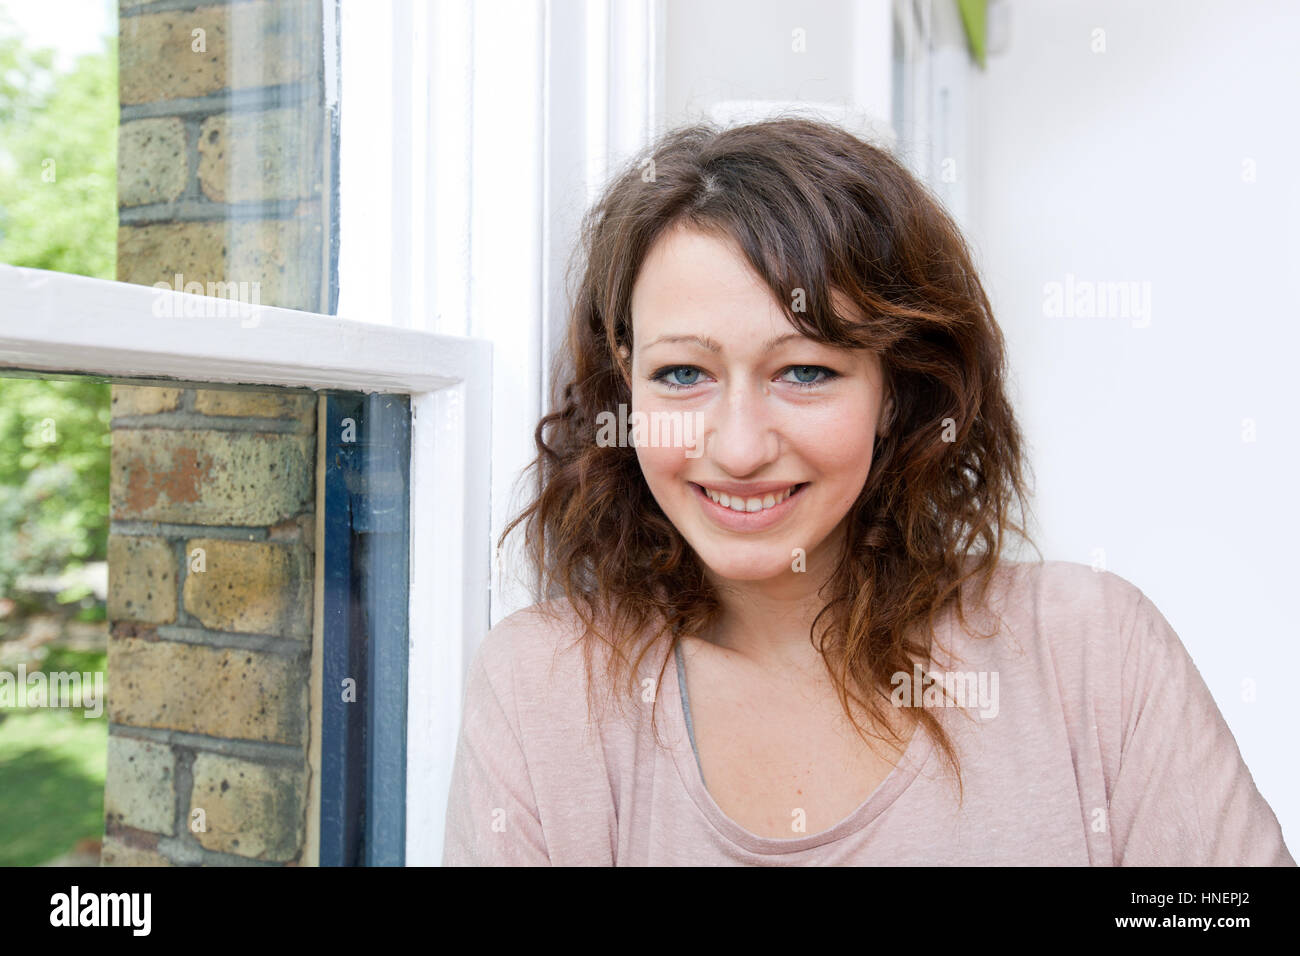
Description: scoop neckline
xmin=665 ymin=637 xmax=935 ymax=855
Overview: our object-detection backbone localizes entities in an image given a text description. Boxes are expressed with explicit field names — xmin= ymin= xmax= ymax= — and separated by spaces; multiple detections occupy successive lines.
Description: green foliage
xmin=0 ymin=20 xmax=117 ymax=278
xmin=0 ymin=15 xmax=116 ymax=607
xmin=0 ymin=377 xmax=112 ymax=603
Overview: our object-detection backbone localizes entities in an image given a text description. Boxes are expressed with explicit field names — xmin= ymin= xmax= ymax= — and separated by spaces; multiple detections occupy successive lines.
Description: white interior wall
xmin=967 ymin=0 xmax=1299 ymax=849
xmin=660 ymin=0 xmax=892 ymax=137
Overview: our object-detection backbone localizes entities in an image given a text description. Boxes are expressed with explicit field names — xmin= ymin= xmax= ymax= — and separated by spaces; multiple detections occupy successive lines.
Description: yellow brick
xmin=103 ymin=735 xmax=176 ymax=836
xmin=182 ymin=538 xmax=311 ymax=639
xmin=120 ymin=1 xmax=318 ymax=106
xmin=116 ymin=217 xmax=321 ymax=311
xmin=108 ymin=535 xmax=178 ymax=625
xmin=190 ymin=753 xmax=305 ymax=861
xmin=111 ymin=384 xmax=182 ymax=417
xmin=110 ymin=428 xmax=313 ymax=525
xmin=193 ymin=389 xmax=316 ymax=422
xmin=118 ymin=118 xmax=188 ymax=207
xmin=100 ymin=835 xmax=172 ymax=867
xmin=197 ymin=110 xmax=322 ymax=203
xmin=108 ymin=636 xmax=306 ymax=744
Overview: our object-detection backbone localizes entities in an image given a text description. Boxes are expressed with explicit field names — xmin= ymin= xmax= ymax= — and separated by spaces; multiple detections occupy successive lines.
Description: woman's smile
xmin=690 ymin=480 xmax=809 ymax=531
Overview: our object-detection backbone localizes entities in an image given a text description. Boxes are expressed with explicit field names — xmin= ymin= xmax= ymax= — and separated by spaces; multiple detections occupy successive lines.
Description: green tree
xmin=0 ymin=22 xmax=117 ymax=275
xmin=0 ymin=14 xmax=116 ymax=615
xmin=0 ymin=377 xmax=113 ymax=609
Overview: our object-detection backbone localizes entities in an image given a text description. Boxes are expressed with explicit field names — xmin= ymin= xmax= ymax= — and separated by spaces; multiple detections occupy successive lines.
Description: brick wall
xmin=104 ymin=0 xmax=333 ymax=866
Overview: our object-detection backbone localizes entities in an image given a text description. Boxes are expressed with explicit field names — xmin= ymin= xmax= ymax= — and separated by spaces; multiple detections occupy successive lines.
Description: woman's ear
xmin=615 ymin=343 xmax=632 ymax=386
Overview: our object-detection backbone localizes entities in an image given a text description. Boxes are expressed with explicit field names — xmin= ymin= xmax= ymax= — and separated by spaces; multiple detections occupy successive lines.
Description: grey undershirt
xmin=674 ymin=640 xmax=706 ymax=784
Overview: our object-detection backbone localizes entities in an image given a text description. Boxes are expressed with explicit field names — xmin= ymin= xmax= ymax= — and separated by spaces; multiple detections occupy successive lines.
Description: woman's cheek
xmin=803 ymin=393 xmax=880 ymax=466
xmin=635 ymin=439 xmax=691 ymax=488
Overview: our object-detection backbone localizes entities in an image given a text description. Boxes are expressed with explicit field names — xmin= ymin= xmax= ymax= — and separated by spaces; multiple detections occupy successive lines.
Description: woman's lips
xmin=690 ymin=481 xmax=807 ymax=531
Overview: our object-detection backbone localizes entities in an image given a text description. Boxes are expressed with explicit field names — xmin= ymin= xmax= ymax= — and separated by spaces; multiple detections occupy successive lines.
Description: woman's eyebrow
xmin=641 ymin=334 xmax=721 ymax=352
xmin=640 ymin=332 xmax=808 ymax=353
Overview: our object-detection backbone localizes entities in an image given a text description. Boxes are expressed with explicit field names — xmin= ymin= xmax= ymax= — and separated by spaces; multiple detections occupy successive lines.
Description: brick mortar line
xmin=111 ymin=521 xmax=269 ymax=541
xmin=171 ymin=537 xmax=195 ymax=629
xmin=119 ymin=82 xmax=316 ymax=120
xmin=119 ymin=197 xmax=310 ymax=224
xmin=181 ymin=115 xmax=203 ymax=204
xmin=172 ymin=747 xmax=197 ymax=849
xmin=109 ymin=412 xmax=313 ymax=432
xmin=104 ymin=820 xmax=281 ymax=867
xmin=109 ymin=722 xmax=306 ymax=765
xmin=156 ymin=834 xmax=285 ymax=866
xmin=101 ymin=819 xmax=167 ymax=858
xmin=101 ymin=819 xmax=170 ymax=862
xmin=151 ymin=624 xmax=312 ymax=655
xmin=119 ymin=0 xmax=267 ymax=17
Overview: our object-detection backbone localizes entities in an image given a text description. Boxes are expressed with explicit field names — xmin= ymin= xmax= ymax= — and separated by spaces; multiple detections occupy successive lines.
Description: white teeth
xmin=701 ymin=485 xmax=799 ymax=512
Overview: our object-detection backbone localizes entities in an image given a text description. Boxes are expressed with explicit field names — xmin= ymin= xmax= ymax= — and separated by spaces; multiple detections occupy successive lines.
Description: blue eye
xmin=780 ymin=365 xmax=835 ymax=386
xmin=650 ymin=364 xmax=834 ymax=390
xmin=653 ymin=366 xmax=703 ymax=388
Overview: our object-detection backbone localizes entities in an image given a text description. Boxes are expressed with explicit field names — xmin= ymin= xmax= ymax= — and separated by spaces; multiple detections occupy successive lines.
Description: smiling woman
xmin=440 ymin=117 xmax=1294 ymax=866
xmin=630 ymin=224 xmax=891 ymax=583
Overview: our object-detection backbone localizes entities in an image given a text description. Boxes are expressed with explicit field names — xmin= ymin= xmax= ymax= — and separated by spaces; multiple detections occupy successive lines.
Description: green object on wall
xmin=957 ymin=0 xmax=988 ymax=68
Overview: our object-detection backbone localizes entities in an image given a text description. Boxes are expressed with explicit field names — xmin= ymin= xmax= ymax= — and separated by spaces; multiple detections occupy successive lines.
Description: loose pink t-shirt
xmin=441 ymin=559 xmax=1295 ymax=865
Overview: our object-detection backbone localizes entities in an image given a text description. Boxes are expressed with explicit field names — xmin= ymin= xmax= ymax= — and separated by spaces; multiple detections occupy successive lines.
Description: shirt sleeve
xmin=441 ymin=630 xmax=552 ymax=866
xmin=1107 ymin=592 xmax=1294 ymax=865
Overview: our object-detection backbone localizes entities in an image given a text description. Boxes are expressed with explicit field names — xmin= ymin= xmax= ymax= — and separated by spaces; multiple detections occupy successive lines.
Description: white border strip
xmin=405 ymin=364 xmax=491 ymax=865
xmin=0 ymin=265 xmax=487 ymax=393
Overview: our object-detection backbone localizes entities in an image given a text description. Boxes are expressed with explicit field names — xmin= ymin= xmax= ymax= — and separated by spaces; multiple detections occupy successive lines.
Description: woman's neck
xmin=702 ymin=554 xmax=840 ymax=676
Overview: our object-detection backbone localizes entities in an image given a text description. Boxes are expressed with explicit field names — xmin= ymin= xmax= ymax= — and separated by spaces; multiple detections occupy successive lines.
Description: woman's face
xmin=628 ymin=222 xmax=891 ymax=585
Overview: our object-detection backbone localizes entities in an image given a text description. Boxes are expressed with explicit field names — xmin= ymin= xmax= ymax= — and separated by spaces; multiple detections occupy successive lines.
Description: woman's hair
xmin=501 ymin=115 xmax=1037 ymax=799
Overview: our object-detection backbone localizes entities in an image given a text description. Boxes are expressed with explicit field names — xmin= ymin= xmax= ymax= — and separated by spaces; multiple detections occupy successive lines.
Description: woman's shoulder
xmin=977 ymin=556 xmax=1144 ymax=600
xmin=989 ymin=557 xmax=1148 ymax=620
xmin=472 ymin=598 xmax=591 ymax=684
xmin=470 ymin=597 xmax=646 ymax=708
xmin=948 ymin=557 xmax=1156 ymax=663
xmin=940 ymin=558 xmax=1167 ymax=751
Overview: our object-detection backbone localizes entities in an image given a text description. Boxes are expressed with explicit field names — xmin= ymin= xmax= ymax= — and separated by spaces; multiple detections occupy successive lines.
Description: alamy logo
xmin=151 ymin=273 xmax=263 ymax=327
xmin=1042 ymin=273 xmax=1151 ymax=328
xmin=595 ymin=404 xmax=703 ymax=458
xmin=49 ymin=886 xmax=151 ymax=936
xmin=890 ymin=663 xmax=999 ymax=719
xmin=0 ymin=665 xmax=103 ymax=718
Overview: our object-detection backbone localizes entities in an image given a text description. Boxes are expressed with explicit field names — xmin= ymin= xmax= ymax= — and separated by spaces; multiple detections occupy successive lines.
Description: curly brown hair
xmin=501 ymin=116 xmax=1038 ymax=800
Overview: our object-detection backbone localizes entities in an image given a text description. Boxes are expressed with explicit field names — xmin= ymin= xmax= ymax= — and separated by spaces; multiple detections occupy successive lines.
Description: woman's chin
xmin=697 ymin=553 xmax=801 ymax=584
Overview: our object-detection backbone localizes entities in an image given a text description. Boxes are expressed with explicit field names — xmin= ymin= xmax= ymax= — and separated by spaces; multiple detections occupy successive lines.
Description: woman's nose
xmin=703 ymin=384 xmax=780 ymax=477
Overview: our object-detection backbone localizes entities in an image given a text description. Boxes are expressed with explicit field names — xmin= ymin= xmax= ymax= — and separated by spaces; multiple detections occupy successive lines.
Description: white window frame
xmin=0 ymin=263 xmax=491 ymax=867
xmin=329 ymin=0 xmax=660 ymax=864
xmin=890 ymin=0 xmax=975 ymax=233
xmin=338 ymin=0 xmax=663 ymax=630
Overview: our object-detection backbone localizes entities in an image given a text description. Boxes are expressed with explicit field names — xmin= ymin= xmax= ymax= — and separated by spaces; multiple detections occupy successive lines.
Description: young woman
xmin=441 ymin=118 xmax=1293 ymax=866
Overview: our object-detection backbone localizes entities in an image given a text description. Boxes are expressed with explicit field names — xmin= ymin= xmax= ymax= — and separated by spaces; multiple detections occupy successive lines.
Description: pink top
xmin=441 ymin=559 xmax=1295 ymax=865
